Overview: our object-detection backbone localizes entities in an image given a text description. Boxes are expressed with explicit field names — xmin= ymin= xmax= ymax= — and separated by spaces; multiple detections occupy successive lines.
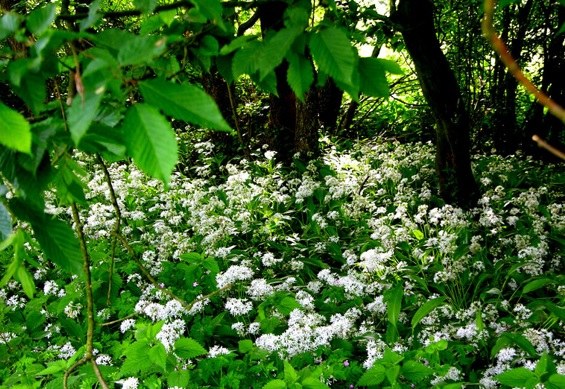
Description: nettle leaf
xmin=496 ymin=367 xmax=538 ymax=387
xmin=27 ymin=4 xmax=56 ymax=36
xmin=402 ymin=360 xmax=432 ymax=382
xmin=149 ymin=343 xmax=167 ymax=372
xmin=287 ymin=54 xmax=314 ymax=101
xmin=309 ymin=27 xmax=356 ymax=86
xmin=262 ymin=379 xmax=286 ymax=389
xmin=358 ymin=363 xmax=386 ymax=386
xmin=0 ymin=102 xmax=32 ymax=154
xmin=121 ymin=340 xmax=154 ymax=375
xmin=139 ymin=78 xmax=232 ymax=132
xmin=122 ymin=103 xmax=178 ymax=185
xmin=174 ymin=337 xmax=207 ymax=359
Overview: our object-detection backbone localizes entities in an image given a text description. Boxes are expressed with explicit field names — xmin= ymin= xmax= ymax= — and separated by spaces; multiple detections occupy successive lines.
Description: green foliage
xmin=0 ymin=103 xmax=31 ymax=154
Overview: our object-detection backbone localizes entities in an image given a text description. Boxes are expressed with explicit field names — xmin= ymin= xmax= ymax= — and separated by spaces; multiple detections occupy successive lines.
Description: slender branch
xmin=532 ymin=135 xmax=565 ymax=160
xmin=482 ymin=0 xmax=565 ymax=124
xmin=101 ymin=313 xmax=137 ymax=327
xmin=68 ymin=203 xmax=109 ymax=389
xmin=95 ymin=155 xmax=122 ymax=305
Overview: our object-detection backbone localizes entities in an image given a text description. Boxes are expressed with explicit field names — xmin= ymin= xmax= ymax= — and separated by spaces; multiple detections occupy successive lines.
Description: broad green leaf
xmin=139 ymin=78 xmax=232 ymax=132
xmin=134 ymin=0 xmax=157 ymax=13
xmin=8 ymin=66 xmax=46 ymax=115
xmin=0 ymin=229 xmax=24 ymax=287
xmin=0 ymin=102 xmax=32 ymax=153
xmin=358 ymin=57 xmax=389 ymax=97
xmin=385 ymin=284 xmax=403 ymax=327
xmin=15 ymin=264 xmax=35 ymax=298
xmin=117 ymin=35 xmax=167 ymax=66
xmin=0 ymin=202 xmax=12 ymax=240
xmin=411 ymin=297 xmax=446 ymax=329
xmin=548 ymin=374 xmax=565 ymax=387
xmin=168 ymin=370 xmax=190 ymax=387
xmin=358 ymin=363 xmax=386 ymax=386
xmin=385 ymin=364 xmax=400 ymax=384
xmin=122 ymin=104 xmax=178 ymax=185
xmin=277 ymin=296 xmax=301 ymax=316
xmin=27 ymin=4 xmax=56 ymax=36
xmin=36 ymin=361 xmax=67 ymax=376
xmin=302 ymin=377 xmax=330 ymax=389
xmin=522 ymin=278 xmax=554 ymax=294
xmin=121 ymin=340 xmax=154 ymax=375
xmin=262 ymin=379 xmax=286 ymax=389
xmin=258 ymin=26 xmax=303 ymax=80
xmin=412 ymin=229 xmax=424 ymax=240
xmin=34 ymin=216 xmax=83 ymax=275
xmin=402 ymin=360 xmax=432 ymax=382
xmin=382 ymin=348 xmax=404 ymax=365
xmin=220 ymin=35 xmax=258 ymax=55
xmin=67 ymin=91 xmax=104 ymax=146
xmin=284 ymin=360 xmax=298 ymax=383
xmin=0 ymin=12 xmax=21 ymax=40
xmin=79 ymin=0 xmax=102 ymax=31
xmin=496 ymin=367 xmax=538 ymax=387
xmin=149 ymin=343 xmax=167 ymax=371
xmin=232 ymin=41 xmax=261 ymax=79
xmin=287 ymin=54 xmax=314 ymax=101
xmin=377 ymin=58 xmax=403 ymax=75
xmin=309 ymin=27 xmax=356 ymax=85
xmin=238 ymin=339 xmax=254 ymax=353
xmin=174 ymin=337 xmax=207 ymax=359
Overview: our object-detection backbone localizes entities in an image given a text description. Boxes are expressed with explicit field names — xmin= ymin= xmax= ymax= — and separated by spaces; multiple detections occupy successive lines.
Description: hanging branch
xmin=482 ymin=0 xmax=565 ymax=160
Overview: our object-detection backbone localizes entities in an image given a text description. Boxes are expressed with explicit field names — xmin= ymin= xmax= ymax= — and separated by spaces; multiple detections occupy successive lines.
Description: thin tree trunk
xmin=394 ymin=0 xmax=479 ymax=208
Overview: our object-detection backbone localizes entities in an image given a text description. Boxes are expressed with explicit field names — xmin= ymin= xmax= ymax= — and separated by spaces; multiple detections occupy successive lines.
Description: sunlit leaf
xmin=309 ymin=27 xmax=356 ymax=86
xmin=0 ymin=102 xmax=32 ymax=153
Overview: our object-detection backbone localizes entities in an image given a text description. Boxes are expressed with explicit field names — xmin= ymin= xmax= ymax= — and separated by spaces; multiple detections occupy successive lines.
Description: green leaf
xmin=122 ymin=104 xmax=178 ymax=185
xmin=149 ymin=343 xmax=167 ymax=372
xmin=412 ymin=229 xmax=424 ymax=240
xmin=287 ymin=54 xmax=314 ymax=101
xmin=27 ymin=4 xmax=56 ymax=36
xmin=232 ymin=40 xmax=261 ymax=79
xmin=116 ymin=34 xmax=167 ymax=66
xmin=385 ymin=284 xmax=403 ymax=327
xmin=402 ymin=360 xmax=432 ymax=382
xmin=302 ymin=377 xmax=330 ymax=389
xmin=358 ymin=57 xmax=389 ymax=97
xmin=191 ymin=0 xmax=222 ymax=22
xmin=67 ymin=91 xmax=104 ymax=146
xmin=358 ymin=364 xmax=386 ymax=386
xmin=385 ymin=364 xmax=400 ymax=384
xmin=496 ymin=367 xmax=538 ymax=387
xmin=262 ymin=379 xmax=287 ymax=389
xmin=121 ymin=340 xmax=154 ymax=375
xmin=411 ymin=297 xmax=446 ymax=330
xmin=174 ymin=337 xmax=207 ymax=359
xmin=0 ymin=203 xmax=12 ymax=241
xmin=277 ymin=296 xmax=301 ymax=316
xmin=522 ymin=278 xmax=554 ymax=294
xmin=0 ymin=229 xmax=24 ymax=287
xmin=309 ymin=27 xmax=356 ymax=85
xmin=548 ymin=374 xmax=565 ymax=387
xmin=168 ymin=370 xmax=190 ymax=387
xmin=8 ymin=62 xmax=46 ymax=115
xmin=0 ymin=102 xmax=32 ymax=154
xmin=15 ymin=264 xmax=35 ymax=298
xmin=139 ymin=78 xmax=232 ymax=132
xmin=284 ymin=360 xmax=298 ymax=383
xmin=134 ymin=0 xmax=157 ymax=13
xmin=258 ymin=26 xmax=303 ymax=80
xmin=36 ymin=361 xmax=67 ymax=376
xmin=238 ymin=339 xmax=254 ymax=353
xmin=34 ymin=216 xmax=83 ymax=275
xmin=376 ymin=58 xmax=403 ymax=75
xmin=79 ymin=0 xmax=102 ymax=31
xmin=0 ymin=12 xmax=22 ymax=40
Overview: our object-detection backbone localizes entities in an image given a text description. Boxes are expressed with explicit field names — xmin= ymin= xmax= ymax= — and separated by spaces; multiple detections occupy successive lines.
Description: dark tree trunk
xmin=394 ymin=0 xmax=479 ymax=208
xmin=295 ymin=88 xmax=320 ymax=157
xmin=317 ymin=79 xmax=343 ymax=133
xmin=258 ymin=2 xmax=297 ymax=163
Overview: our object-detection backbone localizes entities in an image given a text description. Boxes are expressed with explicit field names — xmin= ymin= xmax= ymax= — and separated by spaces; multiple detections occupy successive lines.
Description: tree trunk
xmin=258 ymin=2 xmax=297 ymax=163
xmin=295 ymin=87 xmax=320 ymax=157
xmin=394 ymin=0 xmax=479 ymax=208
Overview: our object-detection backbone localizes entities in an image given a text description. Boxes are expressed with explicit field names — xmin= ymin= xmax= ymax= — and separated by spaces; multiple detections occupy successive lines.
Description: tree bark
xmin=394 ymin=0 xmax=479 ymax=208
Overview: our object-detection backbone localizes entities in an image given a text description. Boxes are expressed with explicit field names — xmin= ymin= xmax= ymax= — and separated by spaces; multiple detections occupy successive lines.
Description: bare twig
xmin=532 ymin=135 xmax=565 ymax=160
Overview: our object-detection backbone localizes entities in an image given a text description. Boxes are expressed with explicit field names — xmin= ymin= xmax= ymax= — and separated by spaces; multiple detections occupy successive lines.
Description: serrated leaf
xmin=0 ymin=203 xmax=12 ymax=241
xmin=36 ymin=361 xmax=67 ymax=376
xmin=258 ymin=26 xmax=302 ymax=80
xmin=149 ymin=343 xmax=167 ymax=372
xmin=232 ymin=41 xmax=261 ymax=79
xmin=27 ymin=4 xmax=56 ymax=36
xmin=287 ymin=54 xmax=314 ymax=101
xmin=262 ymin=379 xmax=286 ymax=389
xmin=411 ymin=297 xmax=446 ymax=329
xmin=358 ymin=57 xmax=389 ymax=97
xmin=284 ymin=360 xmax=298 ymax=383
xmin=34 ymin=216 xmax=83 ymax=275
xmin=358 ymin=364 xmax=386 ymax=386
xmin=168 ymin=370 xmax=190 ymax=387
xmin=117 ymin=35 xmax=166 ymax=66
xmin=0 ymin=102 xmax=32 ymax=154
xmin=68 ymin=91 xmax=103 ymax=146
xmin=496 ymin=367 xmax=538 ymax=387
xmin=122 ymin=104 xmax=178 ymax=185
xmin=309 ymin=27 xmax=356 ymax=85
xmin=121 ymin=340 xmax=154 ymax=375
xmin=174 ymin=337 xmax=207 ymax=359
xmin=302 ymin=377 xmax=330 ymax=389
xmin=377 ymin=58 xmax=403 ymax=75
xmin=402 ymin=360 xmax=432 ymax=382
xmin=139 ymin=78 xmax=232 ymax=132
